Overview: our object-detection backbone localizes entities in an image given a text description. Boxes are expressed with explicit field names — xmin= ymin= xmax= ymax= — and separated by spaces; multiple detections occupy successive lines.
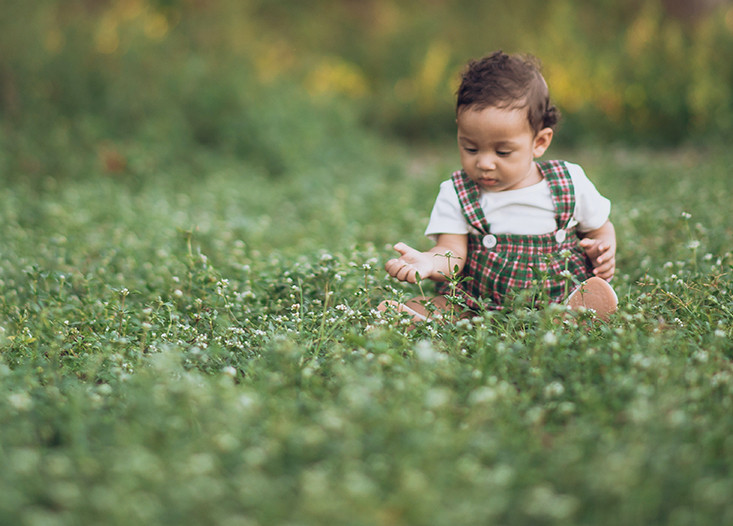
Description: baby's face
xmin=456 ymin=105 xmax=552 ymax=192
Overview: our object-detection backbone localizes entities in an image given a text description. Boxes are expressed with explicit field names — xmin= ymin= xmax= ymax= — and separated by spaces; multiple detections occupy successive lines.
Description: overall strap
xmin=451 ymin=170 xmax=489 ymax=234
xmin=537 ymin=160 xmax=576 ymax=230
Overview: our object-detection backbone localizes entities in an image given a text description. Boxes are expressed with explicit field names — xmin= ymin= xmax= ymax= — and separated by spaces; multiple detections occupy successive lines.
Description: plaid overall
xmin=436 ymin=160 xmax=594 ymax=310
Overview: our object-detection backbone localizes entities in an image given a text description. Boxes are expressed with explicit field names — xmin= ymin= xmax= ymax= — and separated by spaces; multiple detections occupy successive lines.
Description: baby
xmin=382 ymin=51 xmax=617 ymax=321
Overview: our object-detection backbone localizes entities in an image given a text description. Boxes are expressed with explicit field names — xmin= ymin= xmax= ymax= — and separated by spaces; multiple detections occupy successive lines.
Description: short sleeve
xmin=424 ymin=180 xmax=470 ymax=241
xmin=565 ymin=162 xmax=611 ymax=232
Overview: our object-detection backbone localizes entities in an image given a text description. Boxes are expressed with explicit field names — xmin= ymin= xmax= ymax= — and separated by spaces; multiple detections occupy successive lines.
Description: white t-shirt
xmin=425 ymin=161 xmax=610 ymax=241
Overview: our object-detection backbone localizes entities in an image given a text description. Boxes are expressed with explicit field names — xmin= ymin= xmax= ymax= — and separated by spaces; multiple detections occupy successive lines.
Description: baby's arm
xmin=579 ymin=220 xmax=616 ymax=280
xmin=385 ymin=234 xmax=468 ymax=284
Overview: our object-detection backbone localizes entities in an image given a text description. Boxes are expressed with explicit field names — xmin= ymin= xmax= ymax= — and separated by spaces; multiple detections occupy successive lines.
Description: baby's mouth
xmin=477 ymin=177 xmax=499 ymax=187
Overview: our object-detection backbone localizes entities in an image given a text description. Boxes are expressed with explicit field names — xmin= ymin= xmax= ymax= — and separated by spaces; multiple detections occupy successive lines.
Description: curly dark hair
xmin=456 ymin=51 xmax=560 ymax=134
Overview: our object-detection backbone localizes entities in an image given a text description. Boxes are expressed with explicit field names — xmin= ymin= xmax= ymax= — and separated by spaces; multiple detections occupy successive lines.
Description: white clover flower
xmin=9 ymin=392 xmax=33 ymax=411
xmin=222 ymin=366 xmax=237 ymax=378
xmin=425 ymin=387 xmax=451 ymax=409
xmin=558 ymin=401 xmax=575 ymax=415
xmin=692 ymin=350 xmax=708 ymax=363
xmin=667 ymin=410 xmax=687 ymax=427
xmin=681 ymin=211 xmax=692 ymax=219
xmin=526 ymin=407 xmax=544 ymax=425
xmin=559 ymin=249 xmax=572 ymax=259
xmin=456 ymin=318 xmax=472 ymax=329
xmin=544 ymin=381 xmax=565 ymax=398
xmin=630 ymin=353 xmax=652 ymax=370
xmin=711 ymin=371 xmax=731 ymax=387
xmin=543 ymin=331 xmax=558 ymax=345
xmin=469 ymin=386 xmax=498 ymax=405
xmin=526 ymin=484 xmax=579 ymax=520
xmin=414 ymin=340 xmax=443 ymax=363
xmin=378 ymin=354 xmax=393 ymax=366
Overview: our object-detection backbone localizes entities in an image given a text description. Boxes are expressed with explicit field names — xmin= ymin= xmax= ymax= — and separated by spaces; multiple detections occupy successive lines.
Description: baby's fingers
xmin=385 ymin=258 xmax=415 ymax=283
xmin=392 ymin=242 xmax=416 ymax=258
xmin=593 ymin=259 xmax=615 ymax=280
xmin=397 ymin=265 xmax=418 ymax=283
xmin=594 ymin=244 xmax=610 ymax=262
xmin=579 ymin=238 xmax=601 ymax=250
xmin=385 ymin=257 xmax=404 ymax=277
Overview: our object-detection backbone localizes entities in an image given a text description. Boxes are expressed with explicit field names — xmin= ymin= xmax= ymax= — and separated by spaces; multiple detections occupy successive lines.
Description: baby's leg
xmin=378 ymin=295 xmax=452 ymax=323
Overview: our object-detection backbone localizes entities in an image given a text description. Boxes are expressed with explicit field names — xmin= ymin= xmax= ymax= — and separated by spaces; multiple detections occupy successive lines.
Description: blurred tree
xmin=661 ymin=0 xmax=729 ymax=21
xmin=1 ymin=0 xmax=733 ymax=182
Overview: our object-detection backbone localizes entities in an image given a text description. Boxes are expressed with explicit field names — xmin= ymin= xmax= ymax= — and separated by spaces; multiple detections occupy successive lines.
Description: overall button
xmin=555 ymin=229 xmax=567 ymax=243
xmin=482 ymin=234 xmax=497 ymax=249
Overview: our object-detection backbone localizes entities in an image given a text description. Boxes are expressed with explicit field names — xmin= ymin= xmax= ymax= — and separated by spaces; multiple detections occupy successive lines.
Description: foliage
xmin=0 ymin=139 xmax=732 ymax=524
xmin=0 ymin=0 xmax=381 ymax=184
xmin=2 ymin=0 xmax=733 ymax=186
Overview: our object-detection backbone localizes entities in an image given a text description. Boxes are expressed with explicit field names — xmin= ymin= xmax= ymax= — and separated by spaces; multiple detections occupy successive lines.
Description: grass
xmin=0 ymin=141 xmax=731 ymax=525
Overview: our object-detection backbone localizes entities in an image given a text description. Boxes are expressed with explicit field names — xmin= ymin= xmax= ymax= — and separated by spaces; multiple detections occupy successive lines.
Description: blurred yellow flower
xmin=144 ymin=12 xmax=169 ymax=40
xmin=95 ymin=16 xmax=119 ymax=54
xmin=305 ymin=57 xmax=368 ymax=99
xmin=44 ymin=28 xmax=64 ymax=54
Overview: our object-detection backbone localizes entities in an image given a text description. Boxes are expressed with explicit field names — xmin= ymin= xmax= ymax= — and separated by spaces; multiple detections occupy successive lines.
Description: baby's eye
xmin=496 ymin=150 xmax=512 ymax=157
xmin=463 ymin=147 xmax=478 ymax=154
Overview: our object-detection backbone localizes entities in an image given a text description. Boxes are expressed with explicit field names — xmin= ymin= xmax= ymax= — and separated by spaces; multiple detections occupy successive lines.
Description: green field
xmin=1 ymin=137 xmax=731 ymax=524
xmin=2 ymin=2 xmax=733 ymax=523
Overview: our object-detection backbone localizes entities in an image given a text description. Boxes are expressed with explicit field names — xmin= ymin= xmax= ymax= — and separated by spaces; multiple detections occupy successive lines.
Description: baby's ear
xmin=532 ymin=127 xmax=554 ymax=157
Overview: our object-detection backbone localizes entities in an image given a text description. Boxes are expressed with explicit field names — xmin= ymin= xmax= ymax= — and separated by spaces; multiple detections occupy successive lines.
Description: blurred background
xmin=2 ymin=0 xmax=732 ymax=182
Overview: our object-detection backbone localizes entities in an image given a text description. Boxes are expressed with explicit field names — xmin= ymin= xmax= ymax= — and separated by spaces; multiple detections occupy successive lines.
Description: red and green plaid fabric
xmin=436 ymin=160 xmax=594 ymax=310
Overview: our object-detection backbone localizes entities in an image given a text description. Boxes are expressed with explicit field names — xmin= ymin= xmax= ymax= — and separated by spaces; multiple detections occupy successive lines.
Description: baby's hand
xmin=579 ymin=238 xmax=615 ymax=281
xmin=385 ymin=242 xmax=434 ymax=284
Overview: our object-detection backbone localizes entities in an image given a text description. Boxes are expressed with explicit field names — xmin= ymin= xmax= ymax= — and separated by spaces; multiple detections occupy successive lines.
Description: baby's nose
xmin=477 ymin=154 xmax=496 ymax=170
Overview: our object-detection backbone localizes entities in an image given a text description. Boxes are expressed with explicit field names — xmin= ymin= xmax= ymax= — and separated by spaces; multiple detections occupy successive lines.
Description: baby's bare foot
xmin=567 ymin=277 xmax=618 ymax=321
xmin=377 ymin=300 xmax=428 ymax=322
